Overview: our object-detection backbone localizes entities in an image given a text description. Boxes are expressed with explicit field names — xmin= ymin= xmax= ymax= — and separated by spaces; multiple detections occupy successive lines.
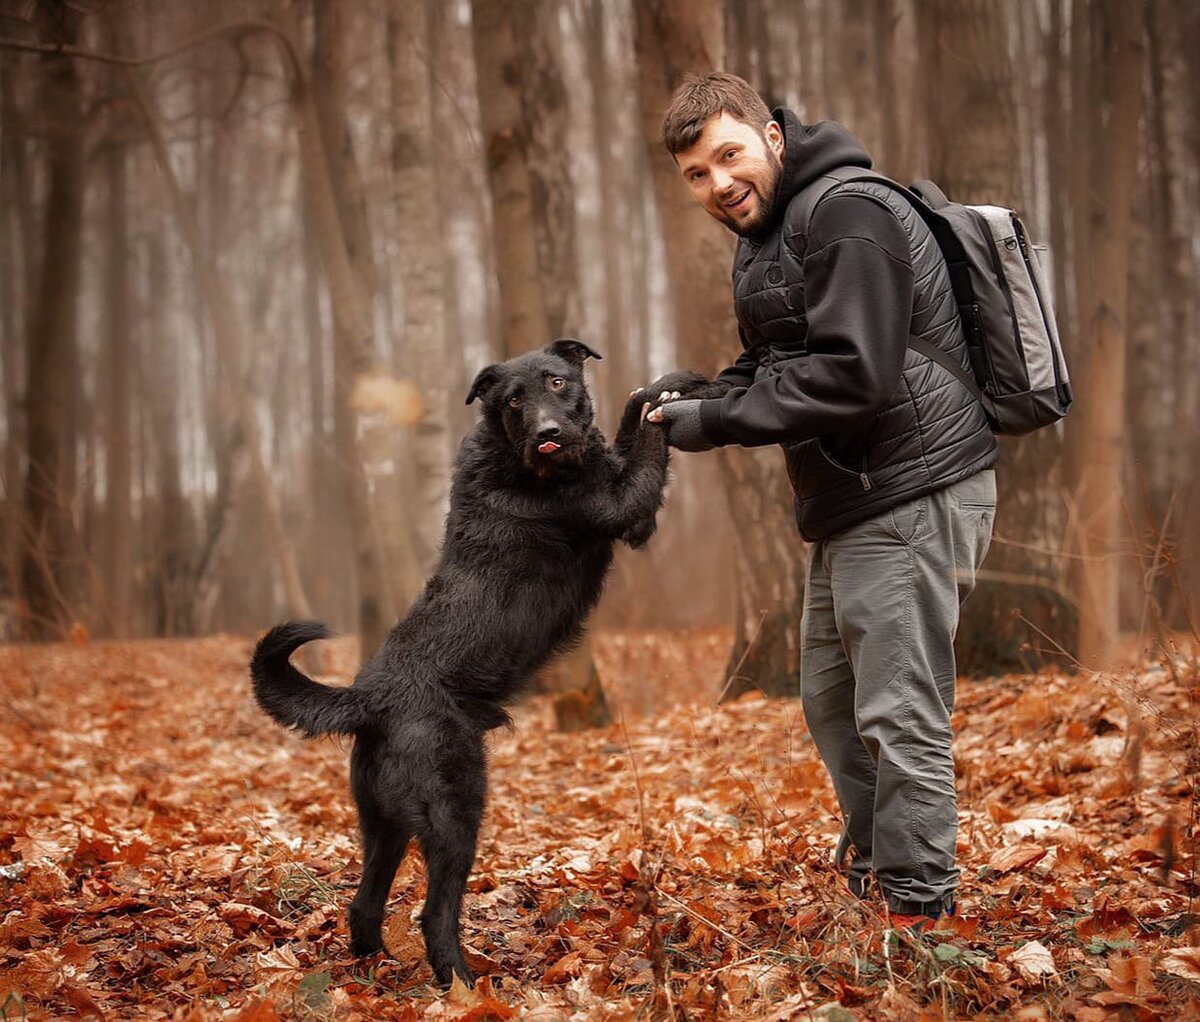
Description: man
xmin=646 ymin=72 xmax=998 ymax=925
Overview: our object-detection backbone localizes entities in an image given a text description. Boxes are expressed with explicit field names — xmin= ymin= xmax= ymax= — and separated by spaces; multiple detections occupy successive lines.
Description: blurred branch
xmin=0 ymin=17 xmax=304 ymax=80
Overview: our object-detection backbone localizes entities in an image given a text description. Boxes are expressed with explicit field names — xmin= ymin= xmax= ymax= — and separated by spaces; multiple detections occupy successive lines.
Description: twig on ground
xmin=715 ymin=610 xmax=767 ymax=706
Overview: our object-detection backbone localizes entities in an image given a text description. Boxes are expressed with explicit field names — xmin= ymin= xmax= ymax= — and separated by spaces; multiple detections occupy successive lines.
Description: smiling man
xmin=646 ymin=73 xmax=998 ymax=927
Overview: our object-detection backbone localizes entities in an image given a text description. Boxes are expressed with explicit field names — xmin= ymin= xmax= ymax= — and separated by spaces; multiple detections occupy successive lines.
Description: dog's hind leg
xmin=348 ymin=815 xmax=410 ymax=957
xmin=419 ymin=805 xmax=481 ymax=987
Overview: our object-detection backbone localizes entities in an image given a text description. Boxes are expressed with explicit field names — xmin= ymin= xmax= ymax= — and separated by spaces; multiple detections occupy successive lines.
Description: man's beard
xmin=724 ymin=148 xmax=783 ymax=238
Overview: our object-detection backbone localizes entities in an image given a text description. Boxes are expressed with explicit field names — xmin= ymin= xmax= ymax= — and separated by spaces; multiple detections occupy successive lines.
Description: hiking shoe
xmin=887 ymin=901 xmax=956 ymax=933
xmin=887 ymin=912 xmax=940 ymax=933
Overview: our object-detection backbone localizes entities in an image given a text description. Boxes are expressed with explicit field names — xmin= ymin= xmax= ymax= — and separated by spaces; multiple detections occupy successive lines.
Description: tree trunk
xmin=310 ymin=0 xmax=402 ymax=646
xmin=273 ymin=0 xmax=391 ymax=658
xmin=1167 ymin=1 xmax=1200 ymax=631
xmin=1070 ymin=0 xmax=1145 ymax=670
xmin=583 ymin=0 xmax=633 ymax=406
xmin=1141 ymin=0 xmax=1197 ymax=633
xmin=917 ymin=0 xmax=1077 ymax=675
xmin=472 ymin=0 xmax=610 ymax=728
xmin=387 ymin=0 xmax=451 ymax=592
xmin=471 ymin=0 xmax=550 ymax=352
xmin=102 ymin=135 xmax=133 ymax=638
xmin=634 ymin=0 xmax=805 ymax=700
xmin=300 ymin=191 xmax=345 ymax=620
xmin=1044 ymin=0 xmax=1072 ymax=340
xmin=20 ymin=2 xmax=85 ymax=640
xmin=0 ymin=51 xmax=27 ymax=610
xmin=472 ymin=0 xmax=556 ymax=355
xmin=143 ymin=237 xmax=193 ymax=636
xmin=510 ymin=2 xmax=581 ymax=337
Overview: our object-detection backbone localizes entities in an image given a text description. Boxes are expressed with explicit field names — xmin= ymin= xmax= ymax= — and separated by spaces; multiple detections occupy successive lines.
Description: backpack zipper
xmin=968 ymin=207 xmax=1025 ymax=381
xmin=1012 ymin=217 xmax=1068 ymax=399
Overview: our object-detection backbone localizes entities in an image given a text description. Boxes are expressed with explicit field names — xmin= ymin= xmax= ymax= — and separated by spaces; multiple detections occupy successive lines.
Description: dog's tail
xmin=250 ymin=621 xmax=365 ymax=738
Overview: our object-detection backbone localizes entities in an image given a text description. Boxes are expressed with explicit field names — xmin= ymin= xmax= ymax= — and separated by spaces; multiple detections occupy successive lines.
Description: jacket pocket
xmin=817 ymin=438 xmax=873 ymax=492
xmin=785 ymin=437 xmax=871 ymax=504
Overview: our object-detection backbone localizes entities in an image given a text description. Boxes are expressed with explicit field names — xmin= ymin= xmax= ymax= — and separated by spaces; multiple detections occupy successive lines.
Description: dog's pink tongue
xmin=538 ymin=441 xmax=561 ymax=454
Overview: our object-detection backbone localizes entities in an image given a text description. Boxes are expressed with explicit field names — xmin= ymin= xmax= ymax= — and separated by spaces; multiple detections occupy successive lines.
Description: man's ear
xmin=466 ymin=364 xmax=502 ymax=405
xmin=546 ymin=338 xmax=602 ymax=365
xmin=765 ymin=119 xmax=784 ymax=156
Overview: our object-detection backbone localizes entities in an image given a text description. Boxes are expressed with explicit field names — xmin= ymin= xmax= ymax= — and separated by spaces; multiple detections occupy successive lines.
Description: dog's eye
xmin=508 ymin=396 xmax=523 ymax=409
xmin=548 ymin=377 xmax=566 ymax=392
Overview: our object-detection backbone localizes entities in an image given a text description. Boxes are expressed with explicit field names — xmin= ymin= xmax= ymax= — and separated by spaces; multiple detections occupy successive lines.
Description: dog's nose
xmin=537 ymin=422 xmax=561 ymax=441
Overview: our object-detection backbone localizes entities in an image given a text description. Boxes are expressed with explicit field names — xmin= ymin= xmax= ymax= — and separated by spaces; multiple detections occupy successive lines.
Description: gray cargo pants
xmin=800 ymin=470 xmax=996 ymax=914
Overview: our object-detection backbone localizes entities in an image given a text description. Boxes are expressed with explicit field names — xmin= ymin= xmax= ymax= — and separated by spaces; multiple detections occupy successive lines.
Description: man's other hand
xmin=645 ymin=399 xmax=715 ymax=452
xmin=629 ymin=388 xmax=681 ymax=422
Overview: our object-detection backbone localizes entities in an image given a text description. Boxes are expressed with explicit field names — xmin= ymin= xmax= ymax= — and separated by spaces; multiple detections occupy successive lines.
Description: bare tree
xmin=1068 ymin=0 xmax=1146 ymax=670
xmin=0 ymin=46 xmax=29 ymax=612
xmin=915 ymin=0 xmax=1076 ymax=673
xmin=470 ymin=0 xmax=611 ymax=730
xmin=387 ymin=0 xmax=451 ymax=588
xmin=19 ymin=2 xmax=86 ymax=640
xmin=101 ymin=59 xmax=133 ymax=637
xmin=274 ymin=0 xmax=392 ymax=658
xmin=634 ymin=0 xmax=806 ymax=699
xmin=471 ymin=0 xmax=548 ymax=352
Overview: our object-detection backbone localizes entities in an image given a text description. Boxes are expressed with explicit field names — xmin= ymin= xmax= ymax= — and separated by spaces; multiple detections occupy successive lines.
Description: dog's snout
xmin=536 ymin=417 xmax=561 ymax=441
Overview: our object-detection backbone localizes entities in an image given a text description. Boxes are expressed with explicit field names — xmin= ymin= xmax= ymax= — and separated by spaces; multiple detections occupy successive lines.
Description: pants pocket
xmin=885 ymin=496 xmax=928 ymax=544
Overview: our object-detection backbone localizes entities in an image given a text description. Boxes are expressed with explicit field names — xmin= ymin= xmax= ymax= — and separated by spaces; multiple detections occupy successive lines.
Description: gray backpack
xmin=797 ymin=168 xmax=1073 ymax=435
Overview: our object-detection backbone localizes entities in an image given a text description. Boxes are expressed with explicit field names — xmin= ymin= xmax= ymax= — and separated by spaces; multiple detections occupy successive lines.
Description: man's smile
xmin=724 ymin=188 xmax=752 ymax=211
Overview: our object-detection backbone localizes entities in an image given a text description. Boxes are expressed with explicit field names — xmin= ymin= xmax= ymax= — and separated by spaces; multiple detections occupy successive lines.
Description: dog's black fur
xmin=250 ymin=340 xmax=671 ymax=986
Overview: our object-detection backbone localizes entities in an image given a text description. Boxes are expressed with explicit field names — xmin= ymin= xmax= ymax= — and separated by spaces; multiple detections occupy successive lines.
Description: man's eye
xmin=549 ymin=377 xmax=566 ymax=391
xmin=508 ymin=396 xmax=523 ymax=408
xmin=724 ymin=149 xmax=737 ymax=160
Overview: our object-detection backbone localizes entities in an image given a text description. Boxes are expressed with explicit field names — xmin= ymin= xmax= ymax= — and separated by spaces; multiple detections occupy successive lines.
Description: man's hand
xmin=628 ymin=388 xmax=678 ymax=423
xmin=645 ymin=399 xmax=714 ymax=452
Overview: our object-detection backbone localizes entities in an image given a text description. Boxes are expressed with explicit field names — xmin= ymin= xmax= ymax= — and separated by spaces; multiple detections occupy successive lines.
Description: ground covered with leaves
xmin=1 ymin=631 xmax=1198 ymax=1020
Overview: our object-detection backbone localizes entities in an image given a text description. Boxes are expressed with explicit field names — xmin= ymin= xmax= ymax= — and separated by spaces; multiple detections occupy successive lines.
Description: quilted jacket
xmin=697 ymin=109 xmax=997 ymax=540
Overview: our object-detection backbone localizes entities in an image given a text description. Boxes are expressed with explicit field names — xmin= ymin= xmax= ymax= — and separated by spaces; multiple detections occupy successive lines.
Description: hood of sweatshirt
xmin=748 ymin=107 xmax=873 ymax=241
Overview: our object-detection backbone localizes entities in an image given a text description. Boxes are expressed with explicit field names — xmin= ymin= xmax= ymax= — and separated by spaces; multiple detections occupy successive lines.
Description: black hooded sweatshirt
xmin=695 ymin=109 xmax=997 ymax=539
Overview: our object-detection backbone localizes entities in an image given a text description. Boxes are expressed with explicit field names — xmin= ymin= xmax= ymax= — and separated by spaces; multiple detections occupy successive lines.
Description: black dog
xmin=250 ymin=339 xmax=671 ymax=986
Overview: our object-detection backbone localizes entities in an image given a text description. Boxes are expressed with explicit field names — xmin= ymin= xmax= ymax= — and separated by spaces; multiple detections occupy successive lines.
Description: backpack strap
xmin=790 ymin=166 xmax=895 ymax=239
xmin=907 ymin=335 xmax=983 ymax=402
xmin=791 ymin=168 xmax=991 ymax=397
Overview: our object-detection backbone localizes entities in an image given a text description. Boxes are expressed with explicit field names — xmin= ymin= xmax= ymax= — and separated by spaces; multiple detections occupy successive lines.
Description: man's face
xmin=675 ymin=112 xmax=784 ymax=236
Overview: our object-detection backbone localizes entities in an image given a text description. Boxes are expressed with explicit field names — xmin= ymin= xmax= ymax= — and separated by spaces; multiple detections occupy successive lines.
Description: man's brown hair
xmin=660 ymin=72 xmax=772 ymax=155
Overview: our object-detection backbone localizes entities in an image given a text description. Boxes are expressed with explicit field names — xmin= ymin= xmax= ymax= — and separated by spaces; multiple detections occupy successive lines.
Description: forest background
xmin=4 ymin=2 xmax=1200 ymax=1018
xmin=0 ymin=0 xmax=1196 ymax=714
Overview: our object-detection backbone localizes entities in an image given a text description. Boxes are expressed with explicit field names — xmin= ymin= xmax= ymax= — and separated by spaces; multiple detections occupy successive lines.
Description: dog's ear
xmin=466 ymin=364 xmax=503 ymax=405
xmin=546 ymin=338 xmax=602 ymax=365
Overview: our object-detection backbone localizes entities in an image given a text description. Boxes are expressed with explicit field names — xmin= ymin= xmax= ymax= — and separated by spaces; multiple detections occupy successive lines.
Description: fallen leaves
xmin=0 ymin=634 xmax=1197 ymax=1019
xmin=986 ymin=842 xmax=1048 ymax=875
xmin=1008 ymin=940 xmax=1059 ymax=985
xmin=1159 ymin=946 xmax=1200 ymax=983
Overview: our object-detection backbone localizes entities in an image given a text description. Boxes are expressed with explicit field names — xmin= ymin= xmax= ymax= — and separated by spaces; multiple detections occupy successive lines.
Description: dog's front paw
xmin=645 ymin=369 xmax=711 ymax=402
